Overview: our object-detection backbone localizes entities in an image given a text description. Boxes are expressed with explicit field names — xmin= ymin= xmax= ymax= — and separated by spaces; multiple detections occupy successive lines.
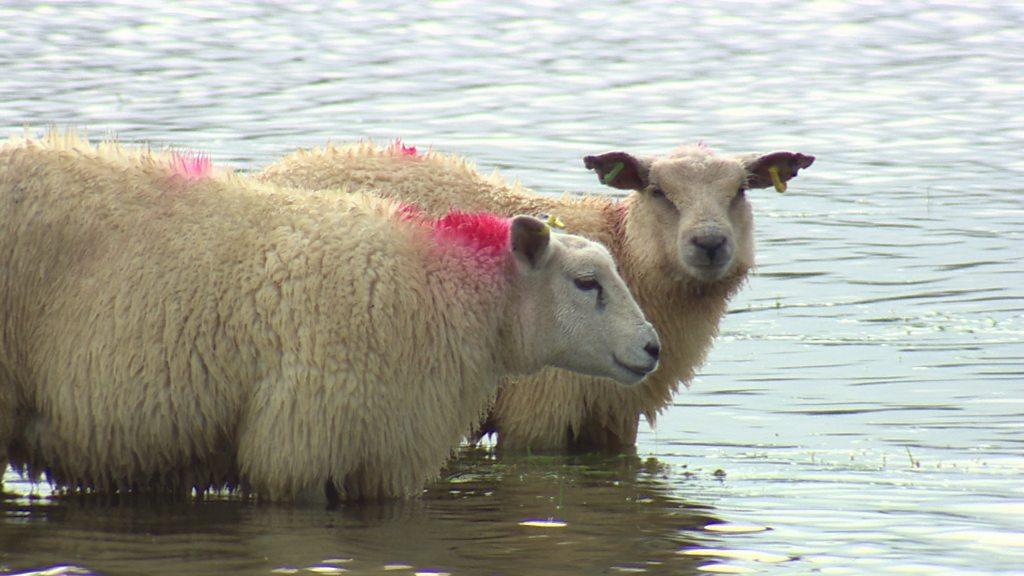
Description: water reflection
xmin=2 ymin=450 xmax=723 ymax=575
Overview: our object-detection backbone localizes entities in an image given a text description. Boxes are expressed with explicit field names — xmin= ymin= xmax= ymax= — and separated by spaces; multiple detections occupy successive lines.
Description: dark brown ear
xmin=583 ymin=151 xmax=650 ymax=191
xmin=510 ymin=215 xmax=551 ymax=269
xmin=744 ymin=151 xmax=815 ymax=192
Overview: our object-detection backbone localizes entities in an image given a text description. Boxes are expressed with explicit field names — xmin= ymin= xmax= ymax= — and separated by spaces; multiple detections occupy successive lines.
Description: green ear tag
xmin=602 ymin=162 xmax=625 ymax=185
xmin=768 ymin=165 xmax=787 ymax=193
xmin=545 ymin=214 xmax=566 ymax=229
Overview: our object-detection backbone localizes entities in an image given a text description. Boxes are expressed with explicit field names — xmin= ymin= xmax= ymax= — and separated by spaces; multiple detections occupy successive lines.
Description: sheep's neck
xmin=424 ymin=226 xmax=535 ymax=379
xmin=492 ymin=268 xmax=540 ymax=378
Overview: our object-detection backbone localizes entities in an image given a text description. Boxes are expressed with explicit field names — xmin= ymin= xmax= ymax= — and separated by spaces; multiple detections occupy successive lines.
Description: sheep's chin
xmin=680 ymin=259 xmax=732 ymax=284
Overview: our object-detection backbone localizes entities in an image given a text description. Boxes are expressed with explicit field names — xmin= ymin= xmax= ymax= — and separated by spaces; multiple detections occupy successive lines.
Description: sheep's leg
xmin=237 ymin=366 xmax=436 ymax=503
xmin=568 ymin=413 xmax=640 ymax=454
xmin=339 ymin=463 xmax=405 ymax=502
xmin=0 ymin=382 xmax=17 ymax=490
xmin=236 ymin=368 xmax=344 ymax=505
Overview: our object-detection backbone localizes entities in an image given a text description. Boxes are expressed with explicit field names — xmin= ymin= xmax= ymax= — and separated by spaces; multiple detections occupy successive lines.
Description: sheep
xmin=260 ymin=141 xmax=814 ymax=453
xmin=0 ymin=131 xmax=659 ymax=502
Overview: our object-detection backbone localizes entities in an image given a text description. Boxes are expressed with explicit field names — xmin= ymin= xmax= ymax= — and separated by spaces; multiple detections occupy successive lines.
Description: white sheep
xmin=260 ymin=141 xmax=814 ymax=452
xmin=0 ymin=132 xmax=658 ymax=501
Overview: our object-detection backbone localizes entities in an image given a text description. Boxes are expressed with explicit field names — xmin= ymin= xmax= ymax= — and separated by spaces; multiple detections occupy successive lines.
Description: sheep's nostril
xmin=692 ymin=234 xmax=727 ymax=259
xmin=644 ymin=342 xmax=661 ymax=362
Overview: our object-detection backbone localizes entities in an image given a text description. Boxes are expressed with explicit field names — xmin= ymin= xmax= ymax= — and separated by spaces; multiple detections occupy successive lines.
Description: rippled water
xmin=2 ymin=1 xmax=1022 ymax=575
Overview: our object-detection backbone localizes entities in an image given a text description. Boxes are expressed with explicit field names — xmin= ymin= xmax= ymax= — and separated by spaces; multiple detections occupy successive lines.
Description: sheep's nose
xmin=644 ymin=341 xmax=661 ymax=362
xmin=692 ymin=234 xmax=727 ymax=260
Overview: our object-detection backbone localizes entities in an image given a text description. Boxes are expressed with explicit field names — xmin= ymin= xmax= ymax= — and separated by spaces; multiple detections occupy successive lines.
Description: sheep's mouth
xmin=613 ymin=355 xmax=656 ymax=382
xmin=684 ymin=259 xmax=732 ymax=282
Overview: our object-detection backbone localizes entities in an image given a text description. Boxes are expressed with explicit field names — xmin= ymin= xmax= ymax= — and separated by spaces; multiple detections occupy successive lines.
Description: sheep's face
xmin=646 ymin=151 xmax=752 ymax=283
xmin=508 ymin=216 xmax=660 ymax=385
xmin=583 ymin=146 xmax=814 ymax=286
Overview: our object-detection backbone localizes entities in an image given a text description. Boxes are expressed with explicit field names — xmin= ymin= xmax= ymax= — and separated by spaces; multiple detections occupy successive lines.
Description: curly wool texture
xmin=260 ymin=143 xmax=749 ymax=452
xmin=0 ymin=132 xmax=530 ymax=500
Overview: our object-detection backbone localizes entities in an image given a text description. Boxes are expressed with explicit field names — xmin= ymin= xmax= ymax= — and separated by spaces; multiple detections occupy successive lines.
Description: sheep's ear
xmin=510 ymin=215 xmax=551 ymax=269
xmin=583 ymin=152 xmax=650 ymax=191
xmin=743 ymin=151 xmax=815 ymax=193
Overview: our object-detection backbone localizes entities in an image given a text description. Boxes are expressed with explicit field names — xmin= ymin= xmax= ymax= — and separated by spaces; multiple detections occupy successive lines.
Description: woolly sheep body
xmin=0 ymin=133 xmax=655 ymax=499
xmin=260 ymin=142 xmax=813 ymax=452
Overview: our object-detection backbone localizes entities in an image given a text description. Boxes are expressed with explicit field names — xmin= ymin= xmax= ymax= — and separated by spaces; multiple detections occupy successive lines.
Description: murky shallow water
xmin=1 ymin=1 xmax=1022 ymax=574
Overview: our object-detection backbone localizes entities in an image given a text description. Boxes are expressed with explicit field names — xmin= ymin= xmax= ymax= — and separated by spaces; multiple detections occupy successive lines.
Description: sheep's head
xmin=507 ymin=216 xmax=660 ymax=385
xmin=584 ymin=145 xmax=814 ymax=286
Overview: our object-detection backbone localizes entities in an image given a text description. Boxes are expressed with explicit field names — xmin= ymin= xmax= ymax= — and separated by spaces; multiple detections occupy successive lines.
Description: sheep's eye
xmin=650 ymin=187 xmax=666 ymax=199
xmin=574 ymin=277 xmax=601 ymax=292
xmin=735 ymin=187 xmax=747 ymax=200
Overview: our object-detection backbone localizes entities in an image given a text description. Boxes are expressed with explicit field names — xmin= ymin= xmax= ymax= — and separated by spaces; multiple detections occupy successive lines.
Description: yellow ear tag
xmin=768 ymin=165 xmax=787 ymax=193
xmin=545 ymin=214 xmax=566 ymax=229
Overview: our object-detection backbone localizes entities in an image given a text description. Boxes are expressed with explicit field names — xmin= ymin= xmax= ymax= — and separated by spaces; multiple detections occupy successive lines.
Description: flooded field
xmin=1 ymin=1 xmax=1022 ymax=574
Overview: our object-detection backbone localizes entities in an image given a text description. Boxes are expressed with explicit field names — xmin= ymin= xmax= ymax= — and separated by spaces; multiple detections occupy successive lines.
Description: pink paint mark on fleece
xmin=398 ymin=206 xmax=510 ymax=264
xmin=431 ymin=211 xmax=511 ymax=258
xmin=390 ymin=138 xmax=418 ymax=157
xmin=169 ymin=150 xmax=213 ymax=180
